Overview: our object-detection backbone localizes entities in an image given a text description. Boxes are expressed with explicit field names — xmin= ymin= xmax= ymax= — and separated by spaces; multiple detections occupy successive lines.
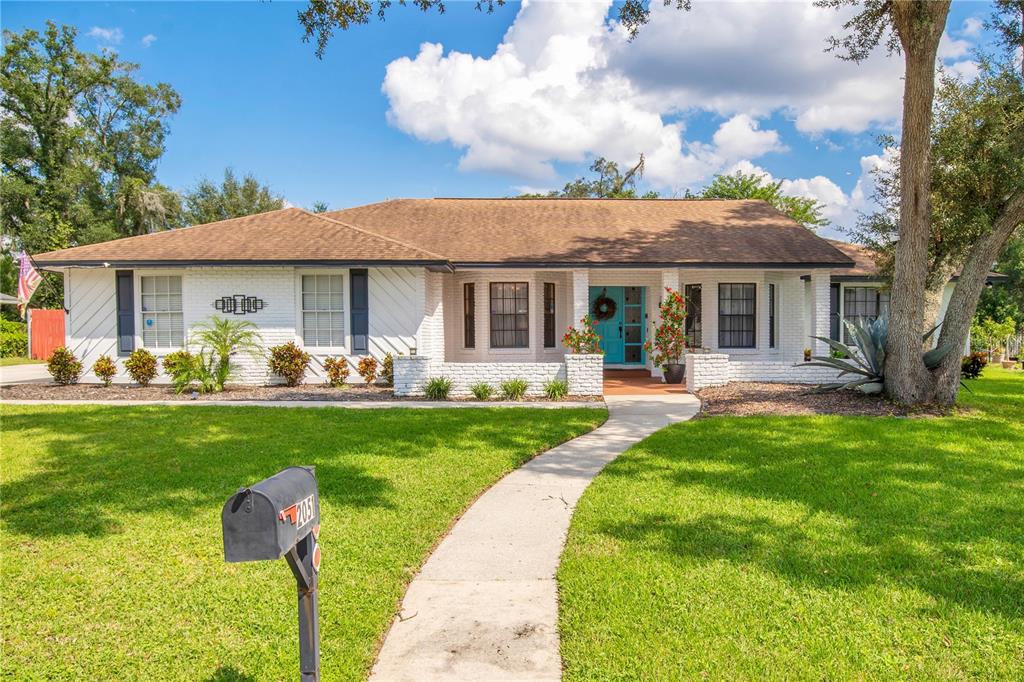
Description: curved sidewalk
xmin=370 ymin=393 xmax=700 ymax=681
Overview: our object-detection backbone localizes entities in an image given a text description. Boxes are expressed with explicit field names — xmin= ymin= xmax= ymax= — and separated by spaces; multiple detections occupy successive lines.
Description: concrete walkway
xmin=370 ymin=392 xmax=700 ymax=682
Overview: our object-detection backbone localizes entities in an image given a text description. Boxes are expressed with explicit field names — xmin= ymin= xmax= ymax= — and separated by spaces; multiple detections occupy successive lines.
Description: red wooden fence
xmin=29 ymin=309 xmax=65 ymax=360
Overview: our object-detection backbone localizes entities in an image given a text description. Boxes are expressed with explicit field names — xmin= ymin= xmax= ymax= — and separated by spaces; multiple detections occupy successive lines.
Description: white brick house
xmin=34 ymin=198 xmax=955 ymax=394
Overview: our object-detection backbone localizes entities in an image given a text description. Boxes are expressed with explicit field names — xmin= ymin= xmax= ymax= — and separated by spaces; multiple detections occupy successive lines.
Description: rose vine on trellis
xmin=644 ymin=287 xmax=688 ymax=368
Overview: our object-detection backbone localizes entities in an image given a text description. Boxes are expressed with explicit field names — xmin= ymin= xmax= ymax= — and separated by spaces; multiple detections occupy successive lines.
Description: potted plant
xmin=644 ymin=287 xmax=688 ymax=384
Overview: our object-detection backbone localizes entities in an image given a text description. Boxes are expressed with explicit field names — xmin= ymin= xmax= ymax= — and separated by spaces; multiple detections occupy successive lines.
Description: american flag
xmin=17 ymin=252 xmax=42 ymax=319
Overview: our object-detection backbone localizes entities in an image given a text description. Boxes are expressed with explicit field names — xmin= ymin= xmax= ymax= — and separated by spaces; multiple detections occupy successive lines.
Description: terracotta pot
xmin=663 ymin=363 xmax=685 ymax=384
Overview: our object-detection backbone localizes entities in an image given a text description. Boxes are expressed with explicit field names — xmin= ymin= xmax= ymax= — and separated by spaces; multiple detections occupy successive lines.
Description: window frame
xmin=842 ymin=285 xmax=890 ymax=342
xmin=718 ymin=283 xmax=757 ymax=349
xmin=136 ymin=272 xmax=185 ymax=352
xmin=543 ymin=282 xmax=556 ymax=348
xmin=685 ymin=283 xmax=702 ymax=348
xmin=768 ymin=282 xmax=777 ymax=349
xmin=463 ymin=282 xmax=476 ymax=349
xmin=489 ymin=281 xmax=530 ymax=349
xmin=296 ymin=269 xmax=348 ymax=351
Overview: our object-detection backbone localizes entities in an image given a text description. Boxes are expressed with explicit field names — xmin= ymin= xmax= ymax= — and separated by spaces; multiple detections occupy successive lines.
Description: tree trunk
xmin=931 ymin=193 xmax=1024 ymax=404
xmin=884 ymin=1 xmax=951 ymax=405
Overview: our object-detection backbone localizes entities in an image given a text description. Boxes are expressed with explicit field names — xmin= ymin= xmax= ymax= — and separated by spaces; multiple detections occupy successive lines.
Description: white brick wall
xmin=686 ymin=353 xmax=843 ymax=391
xmin=393 ymin=354 xmax=603 ymax=397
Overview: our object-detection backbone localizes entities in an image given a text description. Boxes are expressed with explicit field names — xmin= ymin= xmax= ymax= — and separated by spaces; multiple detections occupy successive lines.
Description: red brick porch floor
xmin=603 ymin=369 xmax=688 ymax=396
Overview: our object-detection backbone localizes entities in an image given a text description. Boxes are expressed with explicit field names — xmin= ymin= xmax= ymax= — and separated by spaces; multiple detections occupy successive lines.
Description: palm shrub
xmin=188 ymin=316 xmax=264 ymax=391
xmin=124 ymin=348 xmax=158 ymax=386
xmin=268 ymin=342 xmax=311 ymax=387
xmin=543 ymin=378 xmax=569 ymax=400
xmin=424 ymin=376 xmax=453 ymax=400
xmin=92 ymin=355 xmax=118 ymax=387
xmin=357 ymin=356 xmax=378 ymax=385
xmin=47 ymin=346 xmax=82 ymax=385
xmin=323 ymin=356 xmax=350 ymax=387
xmin=470 ymin=382 xmax=494 ymax=400
xmin=806 ymin=314 xmax=955 ymax=394
xmin=500 ymin=378 xmax=529 ymax=401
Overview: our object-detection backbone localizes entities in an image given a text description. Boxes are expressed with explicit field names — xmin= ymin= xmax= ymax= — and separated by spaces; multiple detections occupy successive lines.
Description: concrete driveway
xmin=0 ymin=363 xmax=50 ymax=385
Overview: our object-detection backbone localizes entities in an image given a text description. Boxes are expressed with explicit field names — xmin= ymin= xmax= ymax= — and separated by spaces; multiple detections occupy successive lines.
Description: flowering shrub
xmin=563 ymin=315 xmax=603 ymax=354
xmin=644 ymin=287 xmax=688 ymax=368
xmin=268 ymin=342 xmax=311 ymax=387
xmin=323 ymin=356 xmax=350 ymax=387
xmin=357 ymin=356 xmax=378 ymax=385
xmin=125 ymin=348 xmax=159 ymax=386
xmin=92 ymin=355 xmax=118 ymax=386
xmin=47 ymin=346 xmax=83 ymax=385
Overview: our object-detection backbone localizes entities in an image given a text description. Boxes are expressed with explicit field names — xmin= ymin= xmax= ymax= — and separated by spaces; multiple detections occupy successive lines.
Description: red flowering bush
xmin=563 ymin=315 xmax=603 ymax=354
xmin=644 ymin=287 xmax=688 ymax=368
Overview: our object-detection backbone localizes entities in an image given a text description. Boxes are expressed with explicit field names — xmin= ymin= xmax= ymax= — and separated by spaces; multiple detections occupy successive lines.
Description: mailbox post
xmin=222 ymin=466 xmax=322 ymax=681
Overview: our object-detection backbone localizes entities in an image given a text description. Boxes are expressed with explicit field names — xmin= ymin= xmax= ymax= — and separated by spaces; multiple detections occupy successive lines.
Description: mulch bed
xmin=697 ymin=382 xmax=952 ymax=418
xmin=0 ymin=382 xmax=602 ymax=403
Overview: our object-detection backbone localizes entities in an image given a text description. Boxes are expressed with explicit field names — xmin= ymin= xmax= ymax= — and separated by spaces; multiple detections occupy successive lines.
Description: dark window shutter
xmin=350 ymin=269 xmax=369 ymax=353
xmin=115 ymin=271 xmax=135 ymax=356
xmin=829 ymin=283 xmax=840 ymax=341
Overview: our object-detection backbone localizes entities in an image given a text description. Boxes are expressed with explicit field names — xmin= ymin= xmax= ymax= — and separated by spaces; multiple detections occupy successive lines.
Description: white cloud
xmin=960 ymin=17 xmax=984 ymax=38
xmin=382 ymin=0 xmax=912 ymax=191
xmin=141 ymin=34 xmax=157 ymax=48
xmin=87 ymin=26 xmax=123 ymax=45
xmin=938 ymin=31 xmax=971 ymax=60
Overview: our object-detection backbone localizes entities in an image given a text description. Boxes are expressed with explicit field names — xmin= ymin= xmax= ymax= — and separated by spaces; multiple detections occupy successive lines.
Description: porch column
xmin=572 ymin=269 xmax=589 ymax=324
xmin=660 ymin=268 xmax=679 ymax=295
xmin=809 ymin=269 xmax=830 ymax=356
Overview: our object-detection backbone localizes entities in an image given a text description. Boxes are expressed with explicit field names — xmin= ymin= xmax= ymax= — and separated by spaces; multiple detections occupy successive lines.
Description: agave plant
xmin=805 ymin=314 xmax=955 ymax=394
xmin=188 ymin=316 xmax=265 ymax=391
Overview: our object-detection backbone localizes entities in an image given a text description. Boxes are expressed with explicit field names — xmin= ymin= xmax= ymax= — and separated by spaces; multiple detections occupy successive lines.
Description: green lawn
xmin=0 ymin=356 xmax=42 ymax=367
xmin=559 ymin=368 xmax=1024 ymax=680
xmin=0 ymin=405 xmax=605 ymax=680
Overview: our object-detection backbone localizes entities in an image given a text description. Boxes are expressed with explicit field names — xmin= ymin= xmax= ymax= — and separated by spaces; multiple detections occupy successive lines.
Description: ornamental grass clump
xmin=124 ymin=348 xmax=158 ymax=386
xmin=424 ymin=376 xmax=453 ymax=400
xmin=543 ymin=378 xmax=569 ymax=400
xmin=644 ymin=287 xmax=688 ymax=369
xmin=324 ymin=356 xmax=350 ymax=387
xmin=47 ymin=346 xmax=83 ymax=385
xmin=470 ymin=382 xmax=494 ymax=400
xmin=268 ymin=342 xmax=311 ymax=387
xmin=357 ymin=356 xmax=378 ymax=385
xmin=92 ymin=355 xmax=117 ymax=387
xmin=563 ymin=315 xmax=603 ymax=354
xmin=501 ymin=378 xmax=529 ymax=401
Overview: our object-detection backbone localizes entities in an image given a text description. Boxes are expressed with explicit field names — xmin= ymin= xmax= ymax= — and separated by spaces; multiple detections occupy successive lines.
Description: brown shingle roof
xmin=328 ymin=198 xmax=853 ymax=267
xmin=33 ymin=208 xmax=448 ymax=266
xmin=34 ymin=198 xmax=855 ymax=269
xmin=827 ymin=239 xmax=882 ymax=277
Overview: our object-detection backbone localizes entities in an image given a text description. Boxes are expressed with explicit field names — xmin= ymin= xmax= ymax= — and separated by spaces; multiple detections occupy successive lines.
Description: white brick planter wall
xmin=686 ymin=353 xmax=844 ymax=392
xmin=393 ymin=354 xmax=604 ymax=398
xmin=565 ymin=354 xmax=603 ymax=396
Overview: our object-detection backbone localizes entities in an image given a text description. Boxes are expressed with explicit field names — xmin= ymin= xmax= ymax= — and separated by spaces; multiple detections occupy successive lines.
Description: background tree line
xmin=0 ymin=22 xmax=287 ymax=311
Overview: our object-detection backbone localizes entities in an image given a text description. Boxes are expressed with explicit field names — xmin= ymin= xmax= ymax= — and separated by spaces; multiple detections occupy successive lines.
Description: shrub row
xmin=424 ymin=377 xmax=571 ymax=402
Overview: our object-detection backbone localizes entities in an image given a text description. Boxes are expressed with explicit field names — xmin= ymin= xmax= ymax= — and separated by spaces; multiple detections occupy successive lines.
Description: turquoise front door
xmin=589 ymin=286 xmax=645 ymax=364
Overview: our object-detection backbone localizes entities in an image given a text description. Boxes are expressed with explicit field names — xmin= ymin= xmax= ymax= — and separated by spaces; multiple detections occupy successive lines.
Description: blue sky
xmin=2 ymin=1 xmax=1000 ymax=237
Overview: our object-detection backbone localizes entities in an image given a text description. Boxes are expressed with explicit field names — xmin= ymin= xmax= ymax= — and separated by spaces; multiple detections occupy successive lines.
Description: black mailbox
xmin=222 ymin=466 xmax=322 ymax=681
xmin=222 ymin=466 xmax=320 ymax=562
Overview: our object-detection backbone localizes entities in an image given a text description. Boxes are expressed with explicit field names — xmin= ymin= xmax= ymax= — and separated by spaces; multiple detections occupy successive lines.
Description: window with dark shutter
xmin=718 ymin=283 xmax=756 ymax=349
xmin=464 ymin=283 xmax=475 ymax=348
xmin=543 ymin=283 xmax=556 ymax=348
xmin=685 ymin=284 xmax=702 ymax=348
xmin=489 ymin=282 xmax=529 ymax=348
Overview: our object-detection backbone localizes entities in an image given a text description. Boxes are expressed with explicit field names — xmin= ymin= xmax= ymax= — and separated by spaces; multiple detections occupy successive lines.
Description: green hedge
xmin=0 ymin=320 xmax=27 ymax=358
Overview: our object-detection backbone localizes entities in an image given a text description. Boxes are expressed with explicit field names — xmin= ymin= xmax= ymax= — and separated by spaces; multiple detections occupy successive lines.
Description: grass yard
xmin=559 ymin=368 xmax=1024 ymax=680
xmin=0 ymin=356 xmax=42 ymax=367
xmin=0 ymin=405 xmax=605 ymax=680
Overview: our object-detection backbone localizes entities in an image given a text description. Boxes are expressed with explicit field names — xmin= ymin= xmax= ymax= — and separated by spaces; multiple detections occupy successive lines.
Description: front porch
xmin=603 ymin=369 xmax=687 ymax=396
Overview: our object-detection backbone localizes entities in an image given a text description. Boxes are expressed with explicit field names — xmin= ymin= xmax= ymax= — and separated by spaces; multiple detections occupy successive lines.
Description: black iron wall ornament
xmin=592 ymin=288 xmax=617 ymax=321
xmin=214 ymin=295 xmax=266 ymax=315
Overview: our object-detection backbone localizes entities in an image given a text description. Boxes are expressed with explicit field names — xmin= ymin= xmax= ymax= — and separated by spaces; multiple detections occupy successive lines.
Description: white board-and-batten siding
xmin=61 ymin=265 xmax=426 ymax=384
